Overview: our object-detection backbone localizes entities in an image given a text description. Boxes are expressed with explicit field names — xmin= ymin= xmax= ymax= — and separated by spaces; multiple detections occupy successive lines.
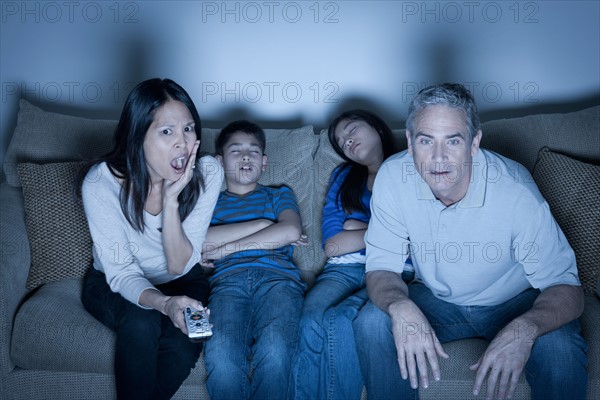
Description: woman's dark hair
xmin=76 ymin=78 xmax=204 ymax=232
xmin=327 ymin=109 xmax=394 ymax=214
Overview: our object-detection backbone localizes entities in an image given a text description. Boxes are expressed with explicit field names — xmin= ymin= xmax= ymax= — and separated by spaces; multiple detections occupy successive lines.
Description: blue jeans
xmin=204 ymin=268 xmax=304 ymax=400
xmin=289 ymin=262 xmax=366 ymax=400
xmin=81 ymin=265 xmax=210 ymax=400
xmin=354 ymin=282 xmax=588 ymax=400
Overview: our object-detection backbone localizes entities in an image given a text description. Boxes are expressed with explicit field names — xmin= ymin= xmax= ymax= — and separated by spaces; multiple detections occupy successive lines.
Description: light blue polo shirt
xmin=365 ymin=149 xmax=580 ymax=306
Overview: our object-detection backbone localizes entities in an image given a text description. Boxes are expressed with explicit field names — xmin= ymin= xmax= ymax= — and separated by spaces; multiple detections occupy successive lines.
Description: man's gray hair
xmin=406 ymin=83 xmax=481 ymax=143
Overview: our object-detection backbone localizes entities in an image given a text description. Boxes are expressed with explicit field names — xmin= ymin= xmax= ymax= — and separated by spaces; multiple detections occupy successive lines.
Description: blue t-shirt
xmin=321 ymin=165 xmax=371 ymax=256
xmin=209 ymin=184 xmax=301 ymax=283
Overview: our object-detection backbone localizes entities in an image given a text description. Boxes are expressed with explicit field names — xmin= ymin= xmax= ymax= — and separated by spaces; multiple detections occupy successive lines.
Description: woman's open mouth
xmin=170 ymin=155 xmax=188 ymax=173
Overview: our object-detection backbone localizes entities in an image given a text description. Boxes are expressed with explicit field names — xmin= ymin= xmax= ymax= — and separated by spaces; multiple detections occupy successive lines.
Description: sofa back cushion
xmin=312 ymin=131 xmax=345 ymax=279
xmin=480 ymin=106 xmax=600 ymax=172
xmin=4 ymin=99 xmax=117 ymax=187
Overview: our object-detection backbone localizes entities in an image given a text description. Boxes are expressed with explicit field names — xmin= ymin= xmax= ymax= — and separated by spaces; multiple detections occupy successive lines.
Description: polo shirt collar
xmin=460 ymin=150 xmax=487 ymax=208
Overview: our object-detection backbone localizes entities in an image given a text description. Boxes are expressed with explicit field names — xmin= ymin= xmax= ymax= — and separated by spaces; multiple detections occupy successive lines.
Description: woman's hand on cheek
xmin=163 ymin=140 xmax=200 ymax=203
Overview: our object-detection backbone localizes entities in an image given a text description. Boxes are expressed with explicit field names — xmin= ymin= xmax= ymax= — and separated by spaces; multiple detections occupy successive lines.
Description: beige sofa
xmin=1 ymin=99 xmax=598 ymax=399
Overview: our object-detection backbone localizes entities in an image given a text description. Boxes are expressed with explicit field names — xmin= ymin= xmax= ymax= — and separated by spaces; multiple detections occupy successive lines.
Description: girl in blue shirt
xmin=290 ymin=110 xmax=412 ymax=400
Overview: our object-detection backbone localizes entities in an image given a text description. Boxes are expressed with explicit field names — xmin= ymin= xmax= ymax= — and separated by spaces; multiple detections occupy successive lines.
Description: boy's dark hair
xmin=215 ymin=120 xmax=266 ymax=156
xmin=327 ymin=109 xmax=395 ymax=214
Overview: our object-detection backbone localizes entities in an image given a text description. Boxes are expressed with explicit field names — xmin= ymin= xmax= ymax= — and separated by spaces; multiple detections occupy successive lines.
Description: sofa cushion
xmin=533 ymin=147 xmax=600 ymax=294
xmin=422 ymin=339 xmax=530 ymax=399
xmin=11 ymin=278 xmax=115 ymax=373
xmin=5 ymin=99 xmax=117 ymax=187
xmin=481 ymin=106 xmax=600 ymax=173
xmin=312 ymin=130 xmax=345 ymax=278
xmin=17 ymin=161 xmax=92 ymax=289
xmin=201 ymin=126 xmax=320 ymax=277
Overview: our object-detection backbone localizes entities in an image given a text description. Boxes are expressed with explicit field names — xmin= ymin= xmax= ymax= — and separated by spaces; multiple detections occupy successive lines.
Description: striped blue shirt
xmin=209 ymin=184 xmax=301 ymax=282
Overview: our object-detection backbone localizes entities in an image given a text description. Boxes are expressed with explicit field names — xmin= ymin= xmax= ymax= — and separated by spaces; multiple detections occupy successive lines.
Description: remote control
xmin=183 ymin=307 xmax=213 ymax=342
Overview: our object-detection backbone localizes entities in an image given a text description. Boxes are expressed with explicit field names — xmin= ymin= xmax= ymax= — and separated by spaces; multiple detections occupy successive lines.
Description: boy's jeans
xmin=204 ymin=268 xmax=304 ymax=400
xmin=290 ymin=262 xmax=366 ymax=400
xmin=354 ymin=282 xmax=588 ymax=400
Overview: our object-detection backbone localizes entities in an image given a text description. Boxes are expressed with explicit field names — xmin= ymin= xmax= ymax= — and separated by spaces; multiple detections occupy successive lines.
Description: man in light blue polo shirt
xmin=354 ymin=83 xmax=587 ymax=400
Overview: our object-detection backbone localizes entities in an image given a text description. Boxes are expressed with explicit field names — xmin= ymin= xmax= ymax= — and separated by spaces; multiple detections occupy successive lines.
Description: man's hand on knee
xmin=389 ymin=299 xmax=449 ymax=390
xmin=470 ymin=319 xmax=535 ymax=399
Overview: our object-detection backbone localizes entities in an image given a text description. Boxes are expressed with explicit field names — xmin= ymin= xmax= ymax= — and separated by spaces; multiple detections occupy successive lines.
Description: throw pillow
xmin=17 ymin=162 xmax=92 ymax=289
xmin=533 ymin=147 xmax=600 ymax=295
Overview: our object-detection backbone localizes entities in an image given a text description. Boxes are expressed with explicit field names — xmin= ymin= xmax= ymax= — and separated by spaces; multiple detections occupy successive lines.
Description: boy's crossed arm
xmin=202 ymin=209 xmax=303 ymax=261
xmin=205 ymin=218 xmax=274 ymax=245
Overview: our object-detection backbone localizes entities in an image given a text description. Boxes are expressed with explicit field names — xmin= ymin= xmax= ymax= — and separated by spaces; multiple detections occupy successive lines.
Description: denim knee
xmin=298 ymin=313 xmax=326 ymax=349
xmin=354 ymin=301 xmax=391 ymax=340
xmin=525 ymin=320 xmax=588 ymax=400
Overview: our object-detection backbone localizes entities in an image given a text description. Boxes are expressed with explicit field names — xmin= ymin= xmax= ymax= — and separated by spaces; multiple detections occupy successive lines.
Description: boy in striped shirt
xmin=202 ymin=120 xmax=306 ymax=400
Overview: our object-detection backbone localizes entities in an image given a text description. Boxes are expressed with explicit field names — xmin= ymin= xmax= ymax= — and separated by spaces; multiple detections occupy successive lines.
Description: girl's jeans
xmin=290 ymin=263 xmax=414 ymax=400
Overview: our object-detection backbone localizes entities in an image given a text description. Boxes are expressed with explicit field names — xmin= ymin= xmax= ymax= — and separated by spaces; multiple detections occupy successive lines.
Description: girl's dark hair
xmin=76 ymin=78 xmax=204 ymax=232
xmin=327 ymin=109 xmax=394 ymax=214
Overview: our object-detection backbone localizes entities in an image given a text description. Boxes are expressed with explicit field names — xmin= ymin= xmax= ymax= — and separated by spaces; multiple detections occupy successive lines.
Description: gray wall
xmin=1 ymin=0 xmax=599 ymax=180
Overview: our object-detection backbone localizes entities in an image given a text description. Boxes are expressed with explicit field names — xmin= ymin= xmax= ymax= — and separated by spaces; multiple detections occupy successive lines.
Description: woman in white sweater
xmin=76 ymin=78 xmax=223 ymax=399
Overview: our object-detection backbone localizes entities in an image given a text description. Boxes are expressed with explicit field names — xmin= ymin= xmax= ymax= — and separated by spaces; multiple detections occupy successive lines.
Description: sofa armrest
xmin=0 ymin=183 xmax=31 ymax=374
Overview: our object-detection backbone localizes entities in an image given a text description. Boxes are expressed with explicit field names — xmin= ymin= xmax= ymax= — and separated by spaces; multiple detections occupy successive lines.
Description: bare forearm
xmin=366 ymin=270 xmax=410 ymax=313
xmin=512 ymin=284 xmax=584 ymax=340
xmin=162 ymin=201 xmax=193 ymax=275
xmin=324 ymin=229 xmax=367 ymax=257
xmin=139 ymin=288 xmax=169 ymax=314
